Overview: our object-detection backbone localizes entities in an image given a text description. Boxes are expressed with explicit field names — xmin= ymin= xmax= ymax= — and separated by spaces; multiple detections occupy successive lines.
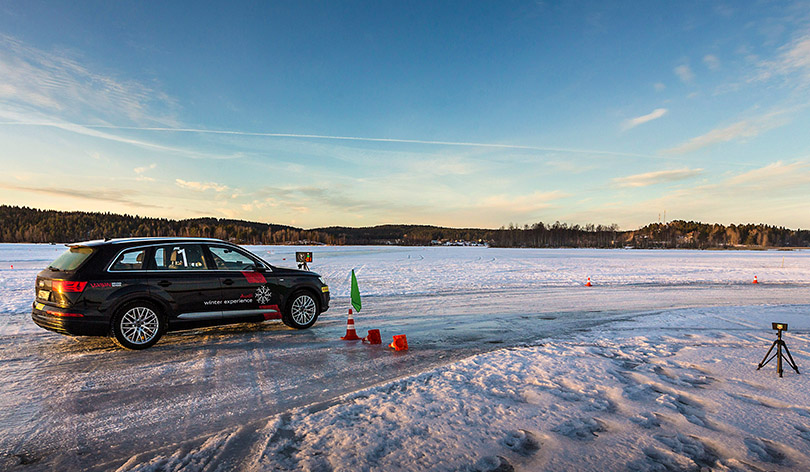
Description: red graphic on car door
xmin=241 ymin=271 xmax=266 ymax=284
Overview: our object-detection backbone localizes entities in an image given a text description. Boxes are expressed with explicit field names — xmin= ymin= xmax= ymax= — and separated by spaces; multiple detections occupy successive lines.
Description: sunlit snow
xmin=1 ymin=244 xmax=808 ymax=471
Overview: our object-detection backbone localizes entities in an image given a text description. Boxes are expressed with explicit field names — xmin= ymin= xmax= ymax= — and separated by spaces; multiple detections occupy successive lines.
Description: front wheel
xmin=111 ymin=301 xmax=165 ymax=350
xmin=283 ymin=291 xmax=320 ymax=329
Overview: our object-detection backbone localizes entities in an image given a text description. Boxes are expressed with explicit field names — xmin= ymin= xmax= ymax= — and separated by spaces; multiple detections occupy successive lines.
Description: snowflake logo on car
xmin=255 ymin=285 xmax=272 ymax=305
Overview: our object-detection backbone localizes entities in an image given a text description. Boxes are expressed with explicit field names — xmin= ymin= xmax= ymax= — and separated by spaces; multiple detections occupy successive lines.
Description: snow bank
xmin=120 ymin=305 xmax=810 ymax=471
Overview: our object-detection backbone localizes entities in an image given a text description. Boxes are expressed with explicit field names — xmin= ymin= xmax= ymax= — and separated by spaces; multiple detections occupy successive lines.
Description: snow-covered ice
xmin=0 ymin=244 xmax=808 ymax=471
xmin=116 ymin=305 xmax=810 ymax=472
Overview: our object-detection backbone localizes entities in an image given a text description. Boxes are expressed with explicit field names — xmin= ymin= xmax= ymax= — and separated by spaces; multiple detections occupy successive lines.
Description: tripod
xmin=757 ymin=327 xmax=800 ymax=378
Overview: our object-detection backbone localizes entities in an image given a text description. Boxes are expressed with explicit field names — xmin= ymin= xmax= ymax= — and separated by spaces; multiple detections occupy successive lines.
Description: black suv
xmin=32 ymin=237 xmax=330 ymax=349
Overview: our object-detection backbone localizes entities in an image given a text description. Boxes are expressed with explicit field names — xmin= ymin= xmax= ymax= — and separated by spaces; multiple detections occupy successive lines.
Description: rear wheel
xmin=111 ymin=301 xmax=165 ymax=350
xmin=283 ymin=291 xmax=320 ymax=329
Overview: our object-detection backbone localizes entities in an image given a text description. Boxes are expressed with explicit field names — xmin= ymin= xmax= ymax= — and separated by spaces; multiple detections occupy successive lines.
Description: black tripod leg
xmin=757 ymin=341 xmax=778 ymax=370
xmin=781 ymin=343 xmax=801 ymax=374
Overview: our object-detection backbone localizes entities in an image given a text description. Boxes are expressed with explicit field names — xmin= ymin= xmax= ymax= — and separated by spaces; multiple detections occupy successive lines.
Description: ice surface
xmin=0 ymin=244 xmax=808 ymax=470
xmin=119 ymin=306 xmax=810 ymax=472
xmin=247 ymin=245 xmax=810 ymax=297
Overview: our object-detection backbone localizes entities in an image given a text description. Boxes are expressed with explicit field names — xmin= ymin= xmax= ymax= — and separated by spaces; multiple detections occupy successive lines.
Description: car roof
xmin=69 ymin=237 xmax=230 ymax=247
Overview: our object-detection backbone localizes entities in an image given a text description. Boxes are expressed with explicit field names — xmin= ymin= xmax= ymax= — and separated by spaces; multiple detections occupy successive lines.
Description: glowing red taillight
xmin=45 ymin=310 xmax=84 ymax=318
xmin=51 ymin=280 xmax=87 ymax=293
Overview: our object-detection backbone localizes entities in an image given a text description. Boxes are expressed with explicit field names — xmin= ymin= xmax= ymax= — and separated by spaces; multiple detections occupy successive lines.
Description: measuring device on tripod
xmin=296 ymin=252 xmax=313 ymax=271
xmin=757 ymin=322 xmax=800 ymax=378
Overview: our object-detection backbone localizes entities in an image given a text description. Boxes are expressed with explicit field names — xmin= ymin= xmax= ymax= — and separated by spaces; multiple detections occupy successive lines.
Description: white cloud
xmin=674 ymin=64 xmax=695 ymax=83
xmin=0 ymin=34 xmax=176 ymax=124
xmin=662 ymin=110 xmax=790 ymax=154
xmin=0 ymin=107 xmax=240 ymax=160
xmin=726 ymin=160 xmax=810 ymax=188
xmin=773 ymin=34 xmax=810 ymax=76
xmin=612 ymin=168 xmax=703 ymax=188
xmin=613 ymin=160 xmax=810 ymax=227
xmin=757 ymin=33 xmax=810 ymax=85
xmin=0 ymin=183 xmax=162 ymax=209
xmin=134 ymin=163 xmax=157 ymax=174
xmin=622 ymin=108 xmax=668 ymax=130
xmin=175 ymin=179 xmax=230 ymax=192
xmin=134 ymin=164 xmax=157 ymax=182
xmin=703 ymin=54 xmax=720 ymax=70
xmin=654 ymin=82 xmax=666 ymax=92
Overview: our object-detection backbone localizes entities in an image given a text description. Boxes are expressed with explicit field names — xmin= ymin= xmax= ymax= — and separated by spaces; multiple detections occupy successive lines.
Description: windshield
xmin=48 ymin=247 xmax=95 ymax=271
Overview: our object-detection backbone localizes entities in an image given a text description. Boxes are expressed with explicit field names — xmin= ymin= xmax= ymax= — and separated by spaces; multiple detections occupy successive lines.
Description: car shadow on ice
xmin=33 ymin=321 xmax=325 ymax=356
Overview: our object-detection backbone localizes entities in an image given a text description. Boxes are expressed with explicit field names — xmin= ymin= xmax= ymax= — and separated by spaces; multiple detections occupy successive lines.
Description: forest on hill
xmin=1 ymin=205 xmax=808 ymax=249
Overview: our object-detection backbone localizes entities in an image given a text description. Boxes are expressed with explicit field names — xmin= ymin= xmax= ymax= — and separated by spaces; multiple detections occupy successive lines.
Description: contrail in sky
xmin=83 ymin=124 xmax=655 ymax=158
xmin=0 ymin=121 xmax=653 ymax=159
xmin=0 ymin=120 xmax=757 ymax=166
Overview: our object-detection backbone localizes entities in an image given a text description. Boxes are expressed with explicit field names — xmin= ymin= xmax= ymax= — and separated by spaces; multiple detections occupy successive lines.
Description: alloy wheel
xmin=120 ymin=306 xmax=160 ymax=345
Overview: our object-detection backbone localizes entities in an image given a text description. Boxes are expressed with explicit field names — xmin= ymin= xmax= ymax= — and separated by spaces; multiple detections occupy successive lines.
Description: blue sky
xmin=1 ymin=1 xmax=810 ymax=229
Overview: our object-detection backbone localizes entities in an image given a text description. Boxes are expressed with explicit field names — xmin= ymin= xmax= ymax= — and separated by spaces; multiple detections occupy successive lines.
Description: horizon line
xmin=0 ymin=204 xmax=803 ymax=233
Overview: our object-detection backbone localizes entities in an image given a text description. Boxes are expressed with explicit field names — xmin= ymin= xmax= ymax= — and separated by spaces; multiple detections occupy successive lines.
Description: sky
xmin=1 ymin=1 xmax=810 ymax=230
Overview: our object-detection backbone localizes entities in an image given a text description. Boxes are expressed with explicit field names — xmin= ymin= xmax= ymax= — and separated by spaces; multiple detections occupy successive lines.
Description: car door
xmin=206 ymin=244 xmax=284 ymax=320
xmin=147 ymin=243 xmax=223 ymax=320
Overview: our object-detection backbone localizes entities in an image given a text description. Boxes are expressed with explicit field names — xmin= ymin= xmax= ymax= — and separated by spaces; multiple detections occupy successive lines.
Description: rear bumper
xmin=31 ymin=302 xmax=109 ymax=336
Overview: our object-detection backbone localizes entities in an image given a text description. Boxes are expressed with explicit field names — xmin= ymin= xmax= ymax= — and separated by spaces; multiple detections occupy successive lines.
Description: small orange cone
xmin=363 ymin=329 xmax=382 ymax=344
xmin=341 ymin=308 xmax=361 ymax=340
xmin=753 ymin=275 xmax=759 ymax=284
xmin=585 ymin=277 xmax=592 ymax=287
xmin=389 ymin=334 xmax=408 ymax=351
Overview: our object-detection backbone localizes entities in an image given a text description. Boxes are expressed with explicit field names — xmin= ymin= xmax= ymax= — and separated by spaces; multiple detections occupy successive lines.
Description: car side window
xmin=153 ymin=245 xmax=209 ymax=270
xmin=110 ymin=248 xmax=147 ymax=271
xmin=208 ymin=246 xmax=257 ymax=270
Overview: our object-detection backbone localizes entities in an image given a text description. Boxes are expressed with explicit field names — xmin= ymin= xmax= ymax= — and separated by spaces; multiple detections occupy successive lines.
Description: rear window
xmin=48 ymin=247 xmax=95 ymax=271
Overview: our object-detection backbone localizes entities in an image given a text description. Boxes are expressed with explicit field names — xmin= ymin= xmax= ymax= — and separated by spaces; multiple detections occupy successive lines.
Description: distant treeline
xmin=1 ymin=205 xmax=808 ymax=248
xmin=623 ymin=220 xmax=810 ymax=249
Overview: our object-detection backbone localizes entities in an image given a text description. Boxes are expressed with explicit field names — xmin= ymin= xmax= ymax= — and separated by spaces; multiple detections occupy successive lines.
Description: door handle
xmin=223 ymin=279 xmax=234 ymax=286
xmin=158 ymin=280 xmax=171 ymax=287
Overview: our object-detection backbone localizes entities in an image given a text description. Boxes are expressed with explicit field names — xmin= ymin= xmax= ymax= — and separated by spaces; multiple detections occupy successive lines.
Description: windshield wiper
xmin=47 ymin=266 xmax=61 ymax=272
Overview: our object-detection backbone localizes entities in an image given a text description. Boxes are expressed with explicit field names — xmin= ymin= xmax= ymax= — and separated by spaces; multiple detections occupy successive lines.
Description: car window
xmin=110 ymin=248 xmax=147 ymax=271
xmin=209 ymin=246 xmax=257 ymax=270
xmin=153 ymin=244 xmax=208 ymax=270
xmin=49 ymin=246 xmax=95 ymax=271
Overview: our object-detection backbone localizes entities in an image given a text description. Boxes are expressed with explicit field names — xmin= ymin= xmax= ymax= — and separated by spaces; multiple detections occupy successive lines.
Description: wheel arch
xmin=108 ymin=295 xmax=170 ymax=330
xmin=282 ymin=285 xmax=322 ymax=329
xmin=286 ymin=285 xmax=322 ymax=312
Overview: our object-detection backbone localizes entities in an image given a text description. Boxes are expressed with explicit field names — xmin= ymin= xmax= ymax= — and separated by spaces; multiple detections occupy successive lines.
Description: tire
xmin=282 ymin=290 xmax=320 ymax=329
xmin=111 ymin=301 xmax=165 ymax=350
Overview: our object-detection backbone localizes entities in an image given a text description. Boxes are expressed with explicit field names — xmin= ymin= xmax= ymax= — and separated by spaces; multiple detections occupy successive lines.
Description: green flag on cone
xmin=350 ymin=269 xmax=362 ymax=312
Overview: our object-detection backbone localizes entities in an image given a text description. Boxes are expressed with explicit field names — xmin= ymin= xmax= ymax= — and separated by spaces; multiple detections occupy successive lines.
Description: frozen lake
xmin=0 ymin=244 xmax=808 ymax=470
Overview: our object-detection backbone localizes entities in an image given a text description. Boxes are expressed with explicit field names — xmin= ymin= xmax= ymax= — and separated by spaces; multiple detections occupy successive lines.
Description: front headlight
xmin=318 ymin=276 xmax=326 ymax=285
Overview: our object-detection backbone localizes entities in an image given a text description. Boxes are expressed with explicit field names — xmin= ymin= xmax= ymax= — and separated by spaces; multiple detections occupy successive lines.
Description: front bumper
xmin=31 ymin=302 xmax=109 ymax=336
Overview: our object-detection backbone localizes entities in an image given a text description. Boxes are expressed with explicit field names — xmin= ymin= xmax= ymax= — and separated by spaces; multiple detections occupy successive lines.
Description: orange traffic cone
xmin=753 ymin=275 xmax=759 ymax=284
xmin=585 ymin=277 xmax=592 ymax=287
xmin=341 ymin=308 xmax=361 ymax=340
xmin=389 ymin=334 xmax=408 ymax=351
xmin=363 ymin=329 xmax=382 ymax=344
